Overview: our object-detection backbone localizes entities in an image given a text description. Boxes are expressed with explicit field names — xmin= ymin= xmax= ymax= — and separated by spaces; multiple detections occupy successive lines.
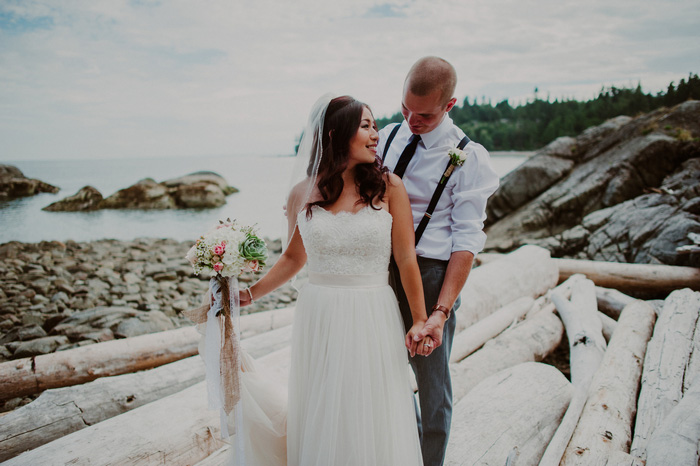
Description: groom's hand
xmin=414 ymin=312 xmax=446 ymax=349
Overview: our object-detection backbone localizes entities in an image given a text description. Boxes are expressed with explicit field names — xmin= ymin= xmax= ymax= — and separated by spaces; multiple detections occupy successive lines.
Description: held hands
xmin=413 ymin=311 xmax=447 ymax=351
xmin=405 ymin=321 xmax=435 ymax=357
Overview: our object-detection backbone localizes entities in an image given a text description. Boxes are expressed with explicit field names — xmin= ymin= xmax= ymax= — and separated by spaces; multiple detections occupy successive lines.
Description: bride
xmin=235 ymin=94 xmax=432 ymax=465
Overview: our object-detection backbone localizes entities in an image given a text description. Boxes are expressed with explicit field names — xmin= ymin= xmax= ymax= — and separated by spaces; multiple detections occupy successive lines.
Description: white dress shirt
xmin=378 ymin=115 xmax=500 ymax=261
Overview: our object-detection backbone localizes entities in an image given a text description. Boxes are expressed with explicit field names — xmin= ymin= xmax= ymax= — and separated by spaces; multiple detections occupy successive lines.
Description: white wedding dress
xmin=230 ymin=205 xmax=423 ymax=466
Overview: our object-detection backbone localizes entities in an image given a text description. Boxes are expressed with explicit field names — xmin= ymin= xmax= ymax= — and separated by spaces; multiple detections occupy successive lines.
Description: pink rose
xmin=244 ymin=260 xmax=260 ymax=272
xmin=213 ymin=243 xmax=226 ymax=256
xmin=213 ymin=262 xmax=224 ymax=273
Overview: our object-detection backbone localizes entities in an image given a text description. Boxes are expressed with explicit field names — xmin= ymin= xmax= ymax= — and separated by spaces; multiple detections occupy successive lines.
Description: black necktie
xmin=392 ymin=134 xmax=421 ymax=179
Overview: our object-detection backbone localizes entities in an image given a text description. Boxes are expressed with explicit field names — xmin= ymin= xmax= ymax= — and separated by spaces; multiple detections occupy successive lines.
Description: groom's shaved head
xmin=405 ymin=57 xmax=457 ymax=106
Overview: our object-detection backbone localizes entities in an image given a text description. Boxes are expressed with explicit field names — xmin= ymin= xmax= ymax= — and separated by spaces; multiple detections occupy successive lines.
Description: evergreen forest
xmin=375 ymin=73 xmax=700 ymax=151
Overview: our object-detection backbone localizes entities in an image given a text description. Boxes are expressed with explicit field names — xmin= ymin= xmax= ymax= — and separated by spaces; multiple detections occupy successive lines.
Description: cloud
xmin=0 ymin=0 xmax=698 ymax=160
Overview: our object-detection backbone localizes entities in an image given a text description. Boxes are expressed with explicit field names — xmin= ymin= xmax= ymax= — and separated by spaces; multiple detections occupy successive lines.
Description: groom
xmin=379 ymin=56 xmax=499 ymax=466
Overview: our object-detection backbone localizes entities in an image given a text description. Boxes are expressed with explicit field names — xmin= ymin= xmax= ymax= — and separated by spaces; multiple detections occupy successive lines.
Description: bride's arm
xmin=386 ymin=173 xmax=430 ymax=356
xmin=241 ymin=226 xmax=306 ymax=305
xmin=240 ymin=188 xmax=308 ymax=306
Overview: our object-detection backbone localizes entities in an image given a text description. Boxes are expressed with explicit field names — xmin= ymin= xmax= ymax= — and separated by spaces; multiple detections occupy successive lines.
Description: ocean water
xmin=0 ymin=152 xmax=529 ymax=244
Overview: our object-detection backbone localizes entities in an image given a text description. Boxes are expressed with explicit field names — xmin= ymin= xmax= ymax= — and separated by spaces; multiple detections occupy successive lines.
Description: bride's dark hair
xmin=306 ymin=95 xmax=388 ymax=217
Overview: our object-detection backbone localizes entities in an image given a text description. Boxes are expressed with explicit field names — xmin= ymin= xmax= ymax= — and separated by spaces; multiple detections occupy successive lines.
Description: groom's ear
xmin=445 ymin=97 xmax=457 ymax=113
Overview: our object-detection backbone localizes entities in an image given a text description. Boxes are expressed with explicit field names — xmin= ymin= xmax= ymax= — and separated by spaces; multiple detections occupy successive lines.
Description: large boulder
xmin=485 ymin=101 xmax=700 ymax=268
xmin=0 ymin=164 xmax=59 ymax=200
xmin=100 ymin=178 xmax=176 ymax=209
xmin=44 ymin=171 xmax=237 ymax=211
xmin=43 ymin=186 xmax=103 ymax=211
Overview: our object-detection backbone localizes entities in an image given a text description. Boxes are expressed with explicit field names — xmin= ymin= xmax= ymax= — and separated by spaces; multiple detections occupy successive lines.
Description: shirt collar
xmin=415 ymin=114 xmax=453 ymax=150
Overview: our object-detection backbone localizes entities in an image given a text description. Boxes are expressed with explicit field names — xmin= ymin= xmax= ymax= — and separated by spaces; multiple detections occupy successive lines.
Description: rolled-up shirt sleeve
xmin=450 ymin=143 xmax=500 ymax=256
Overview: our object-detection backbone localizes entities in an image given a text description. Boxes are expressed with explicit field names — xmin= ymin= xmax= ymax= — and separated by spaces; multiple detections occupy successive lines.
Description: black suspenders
xmin=381 ymin=123 xmax=402 ymax=163
xmin=382 ymin=124 xmax=470 ymax=246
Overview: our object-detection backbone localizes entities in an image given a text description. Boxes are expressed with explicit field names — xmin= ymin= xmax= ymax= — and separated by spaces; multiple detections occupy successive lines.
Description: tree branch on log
xmin=539 ymin=277 xmax=607 ymax=466
xmin=561 ymin=301 xmax=656 ymax=465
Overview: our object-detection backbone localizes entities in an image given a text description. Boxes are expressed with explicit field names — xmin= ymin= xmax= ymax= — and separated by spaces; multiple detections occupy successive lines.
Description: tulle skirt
xmin=287 ymin=272 xmax=423 ymax=466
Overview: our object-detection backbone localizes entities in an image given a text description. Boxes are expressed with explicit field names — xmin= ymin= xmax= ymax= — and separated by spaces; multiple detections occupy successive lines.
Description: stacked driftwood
xmin=1 ymin=245 xmax=699 ymax=466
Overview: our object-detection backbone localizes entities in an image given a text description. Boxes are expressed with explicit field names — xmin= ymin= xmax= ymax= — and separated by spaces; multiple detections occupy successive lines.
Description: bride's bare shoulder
xmin=287 ymin=178 xmax=315 ymax=212
xmin=384 ymin=172 xmax=404 ymax=193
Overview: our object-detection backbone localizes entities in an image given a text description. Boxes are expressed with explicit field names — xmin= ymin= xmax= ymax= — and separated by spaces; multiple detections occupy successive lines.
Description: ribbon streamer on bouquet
xmin=183 ymin=275 xmax=242 ymax=443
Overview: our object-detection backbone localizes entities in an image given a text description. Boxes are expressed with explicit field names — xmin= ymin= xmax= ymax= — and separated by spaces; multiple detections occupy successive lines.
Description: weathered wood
xmin=0 ymin=325 xmax=293 ymax=461
xmin=561 ymin=301 xmax=657 ymax=466
xmin=0 ymin=306 xmax=295 ymax=401
xmin=525 ymin=273 xmax=579 ymax=318
xmin=0 ymin=326 xmax=200 ymax=401
xmin=194 ymin=446 xmax=230 ymax=465
xmin=449 ymin=297 xmax=533 ymax=363
xmin=598 ymin=311 xmax=617 ymax=342
xmin=458 ymin=245 xmax=558 ymax=330
xmin=605 ymin=451 xmax=645 ymax=466
xmin=539 ymin=277 xmax=606 ymax=466
xmin=2 ymin=381 xmax=224 ymax=466
xmin=0 ymin=357 xmax=205 ymax=462
xmin=553 ymin=277 xmax=606 ymax=388
xmin=596 ymin=286 xmax=637 ymax=320
xmin=4 ymin=346 xmax=292 ymax=465
xmin=239 ymin=305 xmax=295 ymax=339
xmin=445 ymin=362 xmax=572 ymax=465
xmin=631 ymin=289 xmax=700 ymax=461
xmin=451 ymin=309 xmax=564 ymax=401
xmin=556 ymin=258 xmax=700 ymax=294
xmin=645 ymin=375 xmax=700 ymax=466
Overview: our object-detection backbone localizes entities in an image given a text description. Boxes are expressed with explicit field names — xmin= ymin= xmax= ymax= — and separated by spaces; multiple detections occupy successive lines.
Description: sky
xmin=1 ymin=0 xmax=698 ymax=161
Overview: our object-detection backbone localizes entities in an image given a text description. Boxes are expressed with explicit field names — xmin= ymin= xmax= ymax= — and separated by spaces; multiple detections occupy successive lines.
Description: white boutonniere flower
xmin=448 ymin=147 xmax=468 ymax=167
xmin=440 ymin=147 xmax=468 ymax=184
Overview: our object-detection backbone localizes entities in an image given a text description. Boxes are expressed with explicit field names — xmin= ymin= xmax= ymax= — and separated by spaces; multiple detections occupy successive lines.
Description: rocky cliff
xmin=484 ymin=100 xmax=700 ymax=267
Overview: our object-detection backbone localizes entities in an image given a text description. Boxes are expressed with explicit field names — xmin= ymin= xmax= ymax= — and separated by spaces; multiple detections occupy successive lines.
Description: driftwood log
xmin=561 ymin=301 xmax=657 ymax=465
xmin=631 ymin=288 xmax=700 ymax=461
xmin=539 ymin=277 xmax=606 ymax=466
xmin=449 ymin=296 xmax=533 ymax=363
xmin=445 ymin=362 xmax=572 ymax=465
xmin=0 ymin=306 xmax=295 ymax=401
xmin=556 ymin=258 xmax=700 ymax=294
xmin=478 ymin=253 xmax=700 ymax=295
xmin=604 ymin=451 xmax=646 ymax=466
xmin=458 ymin=245 xmax=558 ymax=330
xmin=645 ymin=374 xmax=700 ymax=466
xmin=595 ymin=286 xmax=637 ymax=320
xmin=2 ymin=381 xmax=225 ymax=466
xmin=0 ymin=324 xmax=293 ymax=461
xmin=451 ymin=309 xmax=564 ymax=401
xmin=5 ymin=345 xmax=293 ymax=466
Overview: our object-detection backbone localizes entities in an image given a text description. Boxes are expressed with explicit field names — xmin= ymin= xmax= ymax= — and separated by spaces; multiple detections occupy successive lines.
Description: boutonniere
xmin=440 ymin=147 xmax=468 ymax=184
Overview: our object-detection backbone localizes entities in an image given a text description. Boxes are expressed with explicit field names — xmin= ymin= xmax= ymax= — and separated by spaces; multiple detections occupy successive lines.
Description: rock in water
xmin=0 ymin=164 xmax=59 ymax=200
xmin=100 ymin=178 xmax=176 ymax=209
xmin=485 ymin=100 xmax=700 ymax=267
xmin=43 ymin=186 xmax=104 ymax=211
xmin=44 ymin=171 xmax=237 ymax=211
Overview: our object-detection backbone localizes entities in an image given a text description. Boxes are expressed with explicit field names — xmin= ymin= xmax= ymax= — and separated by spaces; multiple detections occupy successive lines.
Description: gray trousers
xmin=390 ymin=256 xmax=458 ymax=466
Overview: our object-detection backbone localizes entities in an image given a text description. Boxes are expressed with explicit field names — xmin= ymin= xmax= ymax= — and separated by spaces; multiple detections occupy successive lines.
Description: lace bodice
xmin=297 ymin=205 xmax=393 ymax=275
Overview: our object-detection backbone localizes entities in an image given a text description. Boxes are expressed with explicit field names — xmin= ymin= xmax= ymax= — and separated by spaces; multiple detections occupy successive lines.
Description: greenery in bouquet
xmin=186 ymin=218 xmax=268 ymax=278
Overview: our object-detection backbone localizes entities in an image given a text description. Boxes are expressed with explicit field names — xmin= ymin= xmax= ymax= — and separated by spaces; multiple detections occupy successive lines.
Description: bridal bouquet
xmin=183 ymin=218 xmax=267 ymax=442
xmin=186 ymin=218 xmax=268 ymax=278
